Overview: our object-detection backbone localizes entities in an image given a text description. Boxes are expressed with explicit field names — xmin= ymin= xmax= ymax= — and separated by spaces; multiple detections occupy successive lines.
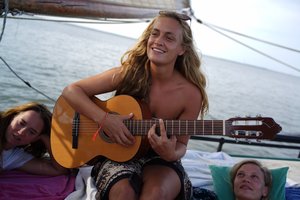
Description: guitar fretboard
xmin=124 ymin=119 xmax=226 ymax=136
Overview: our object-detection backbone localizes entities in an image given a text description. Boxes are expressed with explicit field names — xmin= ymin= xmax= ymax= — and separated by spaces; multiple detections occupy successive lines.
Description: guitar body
xmin=51 ymin=95 xmax=281 ymax=168
xmin=51 ymin=95 xmax=150 ymax=168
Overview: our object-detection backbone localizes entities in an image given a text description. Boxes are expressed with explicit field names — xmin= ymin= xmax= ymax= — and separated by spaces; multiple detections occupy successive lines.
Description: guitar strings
xmin=70 ymin=119 xmax=232 ymax=136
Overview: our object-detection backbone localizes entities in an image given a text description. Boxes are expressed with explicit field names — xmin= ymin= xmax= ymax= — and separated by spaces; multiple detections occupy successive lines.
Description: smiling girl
xmin=0 ymin=102 xmax=68 ymax=175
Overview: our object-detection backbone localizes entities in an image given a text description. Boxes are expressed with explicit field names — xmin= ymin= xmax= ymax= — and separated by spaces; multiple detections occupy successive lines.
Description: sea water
xmin=1 ymin=18 xmax=299 ymax=158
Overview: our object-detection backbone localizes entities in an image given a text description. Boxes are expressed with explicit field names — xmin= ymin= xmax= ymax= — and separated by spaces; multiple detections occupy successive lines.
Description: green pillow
xmin=209 ymin=165 xmax=289 ymax=200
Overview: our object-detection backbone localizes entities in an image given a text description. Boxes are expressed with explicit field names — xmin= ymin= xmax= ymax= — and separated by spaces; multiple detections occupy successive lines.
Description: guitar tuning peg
xmin=256 ymin=114 xmax=262 ymax=117
xmin=256 ymin=139 xmax=261 ymax=143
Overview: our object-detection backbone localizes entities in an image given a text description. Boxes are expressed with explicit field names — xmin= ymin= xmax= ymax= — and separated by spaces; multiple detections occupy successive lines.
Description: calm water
xmin=1 ymin=19 xmax=299 ymax=158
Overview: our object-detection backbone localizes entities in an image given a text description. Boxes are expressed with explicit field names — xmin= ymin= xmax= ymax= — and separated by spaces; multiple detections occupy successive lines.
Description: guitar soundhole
xmin=100 ymin=130 xmax=114 ymax=143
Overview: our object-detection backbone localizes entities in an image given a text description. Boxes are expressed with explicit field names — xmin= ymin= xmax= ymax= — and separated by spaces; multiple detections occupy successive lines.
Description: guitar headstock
xmin=225 ymin=116 xmax=282 ymax=140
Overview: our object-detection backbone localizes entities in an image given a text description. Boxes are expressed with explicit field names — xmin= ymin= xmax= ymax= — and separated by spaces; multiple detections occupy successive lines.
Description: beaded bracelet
xmin=92 ymin=112 xmax=108 ymax=141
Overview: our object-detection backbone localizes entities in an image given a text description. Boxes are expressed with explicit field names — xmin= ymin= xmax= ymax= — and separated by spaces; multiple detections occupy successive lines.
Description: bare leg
xmin=140 ymin=165 xmax=181 ymax=200
xmin=109 ymin=178 xmax=137 ymax=200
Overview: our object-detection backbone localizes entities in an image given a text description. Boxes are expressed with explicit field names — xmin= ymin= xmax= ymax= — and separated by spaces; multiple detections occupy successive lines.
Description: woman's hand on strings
xmin=102 ymin=113 xmax=135 ymax=147
xmin=148 ymin=119 xmax=178 ymax=161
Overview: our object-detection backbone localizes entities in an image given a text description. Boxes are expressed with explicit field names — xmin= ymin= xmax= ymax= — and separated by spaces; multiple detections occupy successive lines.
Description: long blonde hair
xmin=115 ymin=11 xmax=208 ymax=118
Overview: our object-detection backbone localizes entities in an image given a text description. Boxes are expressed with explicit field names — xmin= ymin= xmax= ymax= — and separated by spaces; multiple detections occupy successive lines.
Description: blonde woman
xmin=62 ymin=10 xmax=208 ymax=200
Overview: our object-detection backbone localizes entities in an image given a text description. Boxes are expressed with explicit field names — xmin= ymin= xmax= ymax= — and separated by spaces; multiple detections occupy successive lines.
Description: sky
xmin=80 ymin=0 xmax=300 ymax=77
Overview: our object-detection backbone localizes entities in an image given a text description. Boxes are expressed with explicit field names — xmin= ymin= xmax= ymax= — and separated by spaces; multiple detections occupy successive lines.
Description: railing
xmin=190 ymin=134 xmax=300 ymax=158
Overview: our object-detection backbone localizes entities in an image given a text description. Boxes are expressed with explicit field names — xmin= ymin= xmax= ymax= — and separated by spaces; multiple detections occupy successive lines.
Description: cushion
xmin=209 ymin=165 xmax=289 ymax=200
xmin=0 ymin=170 xmax=75 ymax=199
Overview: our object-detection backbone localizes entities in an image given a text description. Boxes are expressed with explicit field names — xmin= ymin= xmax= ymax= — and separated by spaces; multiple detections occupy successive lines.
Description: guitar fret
xmin=140 ymin=120 xmax=142 ymax=135
xmin=132 ymin=120 xmax=134 ymax=135
xmin=212 ymin=120 xmax=214 ymax=135
xmin=133 ymin=120 xmax=135 ymax=135
xmin=127 ymin=120 xmax=130 ymax=134
xmin=138 ymin=120 xmax=140 ymax=136
xmin=223 ymin=120 xmax=225 ymax=136
xmin=172 ymin=120 xmax=174 ymax=135
xmin=139 ymin=120 xmax=141 ymax=135
xmin=135 ymin=120 xmax=137 ymax=135
xmin=194 ymin=121 xmax=196 ymax=135
xmin=132 ymin=120 xmax=135 ymax=135
xmin=167 ymin=120 xmax=169 ymax=135
xmin=165 ymin=120 xmax=168 ymax=135
xmin=179 ymin=120 xmax=181 ymax=135
xmin=140 ymin=120 xmax=143 ymax=135
xmin=147 ymin=120 xmax=149 ymax=136
xmin=151 ymin=119 xmax=154 ymax=135
xmin=202 ymin=120 xmax=204 ymax=135
xmin=148 ymin=120 xmax=150 ymax=136
xmin=186 ymin=120 xmax=188 ymax=135
xmin=136 ymin=120 xmax=138 ymax=135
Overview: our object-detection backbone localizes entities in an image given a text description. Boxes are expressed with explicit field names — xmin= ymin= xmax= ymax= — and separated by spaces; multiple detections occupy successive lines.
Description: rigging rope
xmin=1 ymin=3 xmax=55 ymax=102
xmin=0 ymin=57 xmax=55 ymax=102
xmin=0 ymin=0 xmax=8 ymax=43
xmin=191 ymin=14 xmax=300 ymax=73
xmin=203 ymin=22 xmax=300 ymax=54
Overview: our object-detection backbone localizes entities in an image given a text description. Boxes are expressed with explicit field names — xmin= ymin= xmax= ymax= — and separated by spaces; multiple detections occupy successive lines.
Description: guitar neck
xmin=124 ymin=119 xmax=227 ymax=136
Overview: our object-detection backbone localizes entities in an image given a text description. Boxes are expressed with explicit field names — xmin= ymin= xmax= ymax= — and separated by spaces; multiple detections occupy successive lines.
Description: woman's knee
xmin=140 ymin=185 xmax=176 ymax=200
xmin=109 ymin=179 xmax=137 ymax=199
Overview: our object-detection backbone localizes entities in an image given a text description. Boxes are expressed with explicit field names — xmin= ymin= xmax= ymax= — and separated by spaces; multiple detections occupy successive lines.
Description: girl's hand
xmin=102 ymin=113 xmax=135 ymax=147
xmin=147 ymin=119 xmax=178 ymax=161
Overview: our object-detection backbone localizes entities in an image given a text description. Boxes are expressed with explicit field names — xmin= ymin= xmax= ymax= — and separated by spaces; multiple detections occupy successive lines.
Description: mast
xmin=0 ymin=0 xmax=191 ymax=19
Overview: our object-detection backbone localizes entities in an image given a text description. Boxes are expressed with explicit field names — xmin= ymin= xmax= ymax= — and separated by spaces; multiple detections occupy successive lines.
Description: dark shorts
xmin=192 ymin=187 xmax=218 ymax=200
xmin=91 ymin=153 xmax=192 ymax=200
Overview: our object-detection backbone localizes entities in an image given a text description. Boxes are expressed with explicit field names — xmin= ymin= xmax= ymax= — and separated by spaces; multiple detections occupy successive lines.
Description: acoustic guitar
xmin=50 ymin=95 xmax=282 ymax=168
